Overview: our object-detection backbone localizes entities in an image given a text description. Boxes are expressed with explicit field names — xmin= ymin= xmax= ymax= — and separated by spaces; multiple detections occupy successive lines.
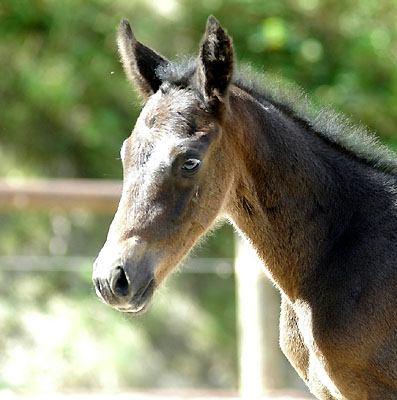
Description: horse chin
xmin=119 ymin=301 xmax=151 ymax=315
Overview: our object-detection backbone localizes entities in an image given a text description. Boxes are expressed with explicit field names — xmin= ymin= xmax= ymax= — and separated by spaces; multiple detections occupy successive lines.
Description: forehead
xmin=123 ymin=87 xmax=209 ymax=164
xmin=137 ymin=87 xmax=202 ymax=137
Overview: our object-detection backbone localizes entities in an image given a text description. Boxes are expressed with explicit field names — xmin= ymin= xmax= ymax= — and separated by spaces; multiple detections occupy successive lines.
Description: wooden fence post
xmin=235 ymin=233 xmax=284 ymax=397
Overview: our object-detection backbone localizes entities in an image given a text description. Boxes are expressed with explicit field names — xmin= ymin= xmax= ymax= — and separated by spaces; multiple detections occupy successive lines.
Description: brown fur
xmin=93 ymin=16 xmax=397 ymax=399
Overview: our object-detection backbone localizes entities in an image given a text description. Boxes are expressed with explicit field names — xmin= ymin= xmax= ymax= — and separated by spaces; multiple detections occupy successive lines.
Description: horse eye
xmin=182 ymin=158 xmax=201 ymax=172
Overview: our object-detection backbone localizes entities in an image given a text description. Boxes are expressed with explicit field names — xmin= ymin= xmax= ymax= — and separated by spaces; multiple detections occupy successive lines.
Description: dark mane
xmin=158 ymin=58 xmax=397 ymax=175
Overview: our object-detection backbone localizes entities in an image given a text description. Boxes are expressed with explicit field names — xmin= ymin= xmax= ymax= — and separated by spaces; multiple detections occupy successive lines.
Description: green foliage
xmin=1 ymin=0 xmax=397 ymax=180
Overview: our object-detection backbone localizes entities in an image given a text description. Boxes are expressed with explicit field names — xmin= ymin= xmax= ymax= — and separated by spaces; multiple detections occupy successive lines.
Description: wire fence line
xmin=0 ymin=256 xmax=234 ymax=275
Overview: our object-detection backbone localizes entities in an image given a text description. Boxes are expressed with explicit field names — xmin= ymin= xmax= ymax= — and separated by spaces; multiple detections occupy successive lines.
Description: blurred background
xmin=1 ymin=0 xmax=397 ymax=397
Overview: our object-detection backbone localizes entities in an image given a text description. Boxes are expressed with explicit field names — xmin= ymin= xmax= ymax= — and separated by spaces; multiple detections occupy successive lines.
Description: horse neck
xmin=223 ymin=86 xmax=354 ymax=300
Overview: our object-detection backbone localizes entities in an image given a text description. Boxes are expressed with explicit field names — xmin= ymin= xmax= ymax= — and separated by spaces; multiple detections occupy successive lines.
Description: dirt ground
xmin=0 ymin=389 xmax=314 ymax=400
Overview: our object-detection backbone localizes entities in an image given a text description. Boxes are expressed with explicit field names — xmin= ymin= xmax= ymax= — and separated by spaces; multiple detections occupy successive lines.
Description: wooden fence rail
xmin=0 ymin=178 xmax=122 ymax=212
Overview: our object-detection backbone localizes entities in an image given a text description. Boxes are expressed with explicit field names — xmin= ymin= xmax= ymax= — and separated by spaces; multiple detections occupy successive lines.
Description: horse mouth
xmin=117 ymin=278 xmax=156 ymax=315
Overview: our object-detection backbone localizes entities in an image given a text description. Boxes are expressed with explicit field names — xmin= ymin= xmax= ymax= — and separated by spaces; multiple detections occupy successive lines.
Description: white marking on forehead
xmin=116 ymin=88 xmax=201 ymax=230
xmin=146 ymin=135 xmax=181 ymax=170
xmin=122 ymin=87 xmax=196 ymax=197
xmin=120 ymin=132 xmax=183 ymax=226
xmin=134 ymin=115 xmax=152 ymax=139
xmin=124 ymin=116 xmax=184 ymax=191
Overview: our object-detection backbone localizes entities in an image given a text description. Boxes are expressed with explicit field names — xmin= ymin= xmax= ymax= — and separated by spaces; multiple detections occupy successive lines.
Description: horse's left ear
xmin=196 ymin=16 xmax=234 ymax=110
xmin=117 ymin=19 xmax=169 ymax=100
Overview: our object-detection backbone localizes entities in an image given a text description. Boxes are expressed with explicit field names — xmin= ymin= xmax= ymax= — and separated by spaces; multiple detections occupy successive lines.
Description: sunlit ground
xmin=0 ymin=264 xmax=237 ymax=394
xmin=0 ymin=389 xmax=313 ymax=400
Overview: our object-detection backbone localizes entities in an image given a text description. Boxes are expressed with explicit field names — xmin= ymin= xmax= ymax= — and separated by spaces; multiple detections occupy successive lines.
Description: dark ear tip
xmin=119 ymin=18 xmax=135 ymax=40
xmin=205 ymin=15 xmax=228 ymax=38
xmin=120 ymin=18 xmax=130 ymax=28
xmin=207 ymin=15 xmax=219 ymax=26
xmin=206 ymin=15 xmax=222 ymax=31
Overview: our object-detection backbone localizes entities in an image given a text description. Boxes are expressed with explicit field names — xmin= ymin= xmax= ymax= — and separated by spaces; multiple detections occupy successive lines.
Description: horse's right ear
xmin=196 ymin=16 xmax=234 ymax=112
xmin=117 ymin=19 xmax=169 ymax=100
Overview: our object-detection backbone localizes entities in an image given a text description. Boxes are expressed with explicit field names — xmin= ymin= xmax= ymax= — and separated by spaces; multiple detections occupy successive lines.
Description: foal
xmin=93 ymin=16 xmax=397 ymax=399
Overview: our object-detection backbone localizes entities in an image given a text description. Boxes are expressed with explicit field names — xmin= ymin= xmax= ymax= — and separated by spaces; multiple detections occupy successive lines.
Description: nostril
xmin=110 ymin=266 xmax=130 ymax=297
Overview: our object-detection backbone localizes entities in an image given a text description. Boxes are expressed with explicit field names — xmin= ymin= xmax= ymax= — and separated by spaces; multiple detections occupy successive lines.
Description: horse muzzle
xmin=92 ymin=238 xmax=157 ymax=314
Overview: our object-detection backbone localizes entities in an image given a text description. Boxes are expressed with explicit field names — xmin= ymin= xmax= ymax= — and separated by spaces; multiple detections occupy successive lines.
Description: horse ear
xmin=117 ymin=19 xmax=169 ymax=99
xmin=196 ymin=16 xmax=234 ymax=110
